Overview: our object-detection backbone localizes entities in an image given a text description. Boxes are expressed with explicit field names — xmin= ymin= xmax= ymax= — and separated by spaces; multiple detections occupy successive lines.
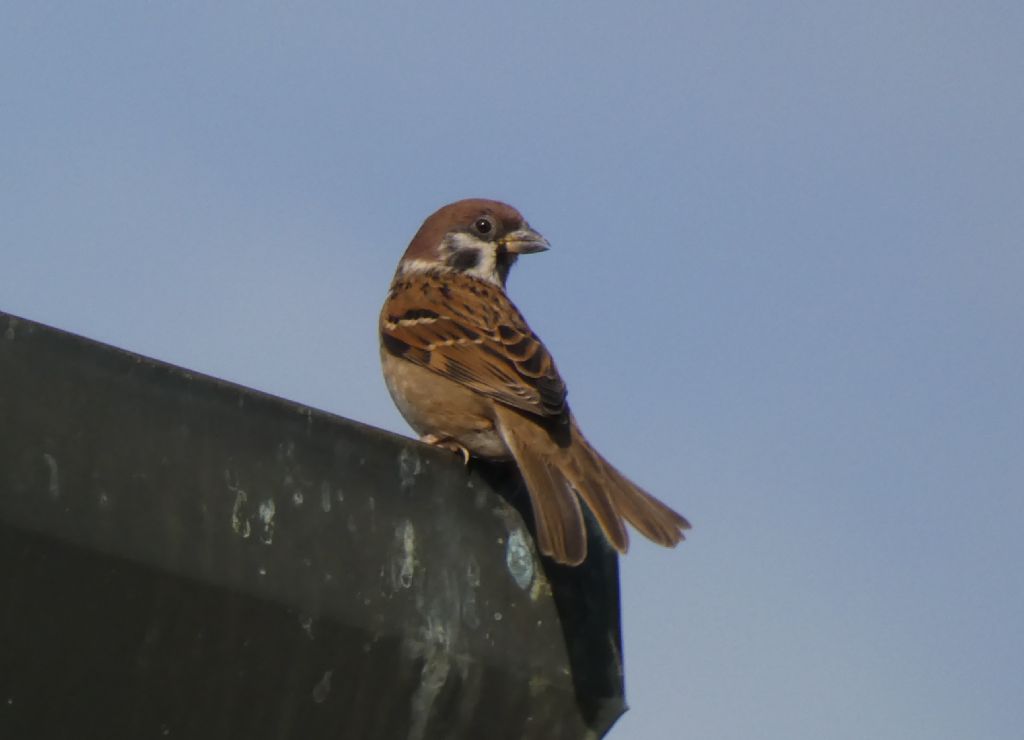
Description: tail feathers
xmin=560 ymin=442 xmax=630 ymax=553
xmin=494 ymin=406 xmax=690 ymax=565
xmin=585 ymin=440 xmax=691 ymax=548
xmin=497 ymin=410 xmax=588 ymax=565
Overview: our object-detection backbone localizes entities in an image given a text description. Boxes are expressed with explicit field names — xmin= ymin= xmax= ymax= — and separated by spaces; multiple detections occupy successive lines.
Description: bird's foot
xmin=420 ymin=434 xmax=472 ymax=466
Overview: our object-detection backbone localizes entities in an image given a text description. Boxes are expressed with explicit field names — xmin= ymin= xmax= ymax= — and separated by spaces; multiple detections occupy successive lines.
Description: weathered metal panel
xmin=0 ymin=310 xmax=624 ymax=739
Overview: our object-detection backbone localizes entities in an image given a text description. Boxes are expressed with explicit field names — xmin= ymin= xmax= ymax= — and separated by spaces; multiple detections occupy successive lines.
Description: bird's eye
xmin=473 ymin=216 xmax=496 ymax=237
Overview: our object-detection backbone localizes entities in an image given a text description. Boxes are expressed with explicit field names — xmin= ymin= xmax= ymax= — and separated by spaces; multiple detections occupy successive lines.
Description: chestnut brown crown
xmin=397 ymin=199 xmax=549 ymax=287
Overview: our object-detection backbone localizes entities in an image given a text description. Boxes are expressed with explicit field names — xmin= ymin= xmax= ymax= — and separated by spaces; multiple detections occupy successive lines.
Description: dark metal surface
xmin=0 ymin=310 xmax=625 ymax=740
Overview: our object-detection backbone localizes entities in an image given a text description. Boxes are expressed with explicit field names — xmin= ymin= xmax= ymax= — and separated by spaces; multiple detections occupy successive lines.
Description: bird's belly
xmin=380 ymin=351 xmax=512 ymax=460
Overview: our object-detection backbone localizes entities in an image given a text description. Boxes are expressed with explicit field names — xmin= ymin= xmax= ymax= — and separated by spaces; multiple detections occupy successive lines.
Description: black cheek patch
xmin=447 ymin=248 xmax=481 ymax=271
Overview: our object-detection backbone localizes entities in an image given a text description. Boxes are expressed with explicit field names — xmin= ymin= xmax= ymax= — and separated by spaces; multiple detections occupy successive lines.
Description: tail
xmin=494 ymin=406 xmax=691 ymax=566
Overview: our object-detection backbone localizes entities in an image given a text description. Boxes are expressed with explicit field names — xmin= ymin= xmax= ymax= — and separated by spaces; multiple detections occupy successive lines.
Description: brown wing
xmin=380 ymin=271 xmax=567 ymax=418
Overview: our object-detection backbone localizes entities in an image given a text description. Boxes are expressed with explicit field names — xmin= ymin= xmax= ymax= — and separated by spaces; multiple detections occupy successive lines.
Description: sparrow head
xmin=398 ymin=198 xmax=549 ymax=287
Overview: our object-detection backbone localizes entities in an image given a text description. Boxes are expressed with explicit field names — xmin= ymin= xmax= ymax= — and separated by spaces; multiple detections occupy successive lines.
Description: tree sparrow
xmin=380 ymin=199 xmax=690 ymax=565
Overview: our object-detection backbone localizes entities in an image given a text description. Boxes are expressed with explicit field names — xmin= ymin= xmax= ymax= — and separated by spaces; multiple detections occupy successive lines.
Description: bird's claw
xmin=420 ymin=434 xmax=472 ymax=466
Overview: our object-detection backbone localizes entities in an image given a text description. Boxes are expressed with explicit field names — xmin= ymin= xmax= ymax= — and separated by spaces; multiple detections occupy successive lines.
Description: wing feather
xmin=381 ymin=272 xmax=567 ymax=418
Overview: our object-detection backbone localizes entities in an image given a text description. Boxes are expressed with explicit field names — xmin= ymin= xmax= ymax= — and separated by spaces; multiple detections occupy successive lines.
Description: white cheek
xmin=399 ymin=258 xmax=444 ymax=276
xmin=466 ymin=248 xmax=500 ymax=283
xmin=449 ymin=233 xmax=503 ymax=285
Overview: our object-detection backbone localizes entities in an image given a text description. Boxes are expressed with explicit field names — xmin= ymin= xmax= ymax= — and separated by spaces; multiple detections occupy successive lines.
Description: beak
xmin=501 ymin=227 xmax=550 ymax=255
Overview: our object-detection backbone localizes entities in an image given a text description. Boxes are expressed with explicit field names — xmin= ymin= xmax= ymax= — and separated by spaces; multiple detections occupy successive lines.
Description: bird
xmin=379 ymin=198 xmax=690 ymax=565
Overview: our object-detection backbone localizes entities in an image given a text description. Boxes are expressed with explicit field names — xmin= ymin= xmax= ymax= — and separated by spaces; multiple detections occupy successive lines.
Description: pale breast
xmin=380 ymin=348 xmax=513 ymax=459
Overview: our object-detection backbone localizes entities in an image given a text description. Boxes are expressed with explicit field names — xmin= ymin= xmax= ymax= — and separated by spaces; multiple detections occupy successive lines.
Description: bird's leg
xmin=420 ymin=434 xmax=472 ymax=466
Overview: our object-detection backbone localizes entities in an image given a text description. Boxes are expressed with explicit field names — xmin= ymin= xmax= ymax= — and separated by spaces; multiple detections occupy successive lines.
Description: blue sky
xmin=3 ymin=3 xmax=1022 ymax=738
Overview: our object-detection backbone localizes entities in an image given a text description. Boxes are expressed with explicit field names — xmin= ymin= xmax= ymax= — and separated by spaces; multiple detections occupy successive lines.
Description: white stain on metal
xmin=391 ymin=520 xmax=417 ymax=590
xmin=258 ymin=499 xmax=276 ymax=544
xmin=398 ymin=448 xmax=422 ymax=489
xmin=406 ymin=619 xmax=452 ymax=740
xmin=292 ymin=490 xmax=304 ymax=507
xmin=320 ymin=481 xmax=332 ymax=512
xmin=226 ymin=470 xmax=251 ymax=538
xmin=505 ymin=528 xmax=535 ymax=591
xmin=41 ymin=453 xmax=60 ymax=499
xmin=312 ymin=669 xmax=333 ymax=704
xmin=231 ymin=488 xmax=252 ymax=539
